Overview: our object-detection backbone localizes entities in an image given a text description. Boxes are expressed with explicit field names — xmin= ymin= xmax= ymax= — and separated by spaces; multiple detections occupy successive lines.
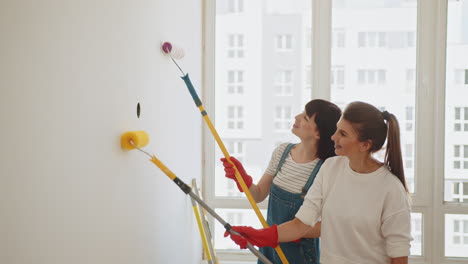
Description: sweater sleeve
xmin=381 ymin=179 xmax=413 ymax=258
xmin=381 ymin=209 xmax=412 ymax=257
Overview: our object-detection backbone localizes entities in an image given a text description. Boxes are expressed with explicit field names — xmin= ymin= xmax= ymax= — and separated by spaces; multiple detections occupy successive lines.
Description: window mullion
xmin=202 ymin=0 xmax=217 ymax=236
xmin=422 ymin=0 xmax=449 ymax=262
xmin=311 ymin=0 xmax=332 ymax=100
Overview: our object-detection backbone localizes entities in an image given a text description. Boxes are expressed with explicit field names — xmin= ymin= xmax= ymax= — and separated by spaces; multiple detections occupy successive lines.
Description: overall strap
xmin=273 ymin=143 xmax=296 ymax=177
xmin=301 ymin=159 xmax=324 ymax=198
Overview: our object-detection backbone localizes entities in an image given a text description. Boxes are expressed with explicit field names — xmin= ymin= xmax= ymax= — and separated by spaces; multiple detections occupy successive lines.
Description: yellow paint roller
xmin=121 ymin=131 xmax=150 ymax=150
xmin=120 ymin=130 xmax=177 ymax=180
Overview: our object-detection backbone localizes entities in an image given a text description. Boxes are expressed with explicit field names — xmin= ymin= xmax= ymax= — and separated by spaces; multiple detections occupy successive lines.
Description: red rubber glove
xmin=220 ymin=157 xmax=253 ymax=192
xmin=224 ymin=225 xmax=279 ymax=249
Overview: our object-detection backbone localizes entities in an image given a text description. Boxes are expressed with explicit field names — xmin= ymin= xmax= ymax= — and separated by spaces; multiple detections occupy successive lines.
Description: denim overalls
xmin=259 ymin=143 xmax=323 ymax=264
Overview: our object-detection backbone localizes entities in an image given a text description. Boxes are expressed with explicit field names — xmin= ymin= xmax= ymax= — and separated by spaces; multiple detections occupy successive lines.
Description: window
xmin=357 ymin=69 xmax=386 ymax=85
xmin=331 ymin=66 xmax=345 ymax=90
xmin=227 ymin=141 xmax=245 ymax=162
xmin=208 ymin=0 xmax=468 ymax=262
xmin=443 ymin=0 xmax=468 ymax=258
xmin=332 ymin=28 xmax=346 ymax=48
xmin=358 ymin=32 xmax=387 ymax=48
xmin=274 ymin=106 xmax=292 ymax=131
xmin=227 ymin=70 xmax=244 ymax=94
xmin=405 ymin=144 xmax=413 ymax=169
xmin=406 ymin=68 xmax=416 ymax=91
xmin=275 ymin=34 xmax=293 ymax=51
xmin=454 ymin=69 xmax=468 ymax=86
xmin=454 ymin=107 xmax=468 ymax=132
xmin=411 ymin=213 xmax=423 ymax=256
xmin=228 ymin=34 xmax=244 ymax=58
xmin=451 ymin=181 xmax=468 ymax=202
xmin=227 ymin=0 xmax=243 ymax=13
xmin=211 ymin=2 xmax=310 ymax=256
xmin=405 ymin=106 xmax=414 ymax=132
xmin=274 ymin=70 xmax=293 ymax=96
xmin=227 ymin=106 xmax=244 ymax=130
xmin=406 ymin=31 xmax=416 ymax=47
xmin=226 ymin=211 xmax=243 ymax=224
xmin=446 ymin=215 xmax=468 ymax=257
xmin=453 ymin=145 xmax=468 ymax=170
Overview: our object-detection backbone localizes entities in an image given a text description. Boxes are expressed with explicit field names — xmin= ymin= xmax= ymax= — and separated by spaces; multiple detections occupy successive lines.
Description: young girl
xmin=221 ymin=99 xmax=341 ymax=264
xmin=225 ymin=101 xmax=412 ymax=264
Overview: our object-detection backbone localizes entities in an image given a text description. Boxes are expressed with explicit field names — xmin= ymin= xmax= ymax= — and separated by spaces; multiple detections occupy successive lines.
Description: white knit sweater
xmin=296 ymin=156 xmax=412 ymax=264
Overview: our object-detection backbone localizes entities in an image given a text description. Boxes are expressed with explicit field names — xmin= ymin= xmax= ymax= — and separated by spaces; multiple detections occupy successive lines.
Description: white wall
xmin=0 ymin=0 xmax=203 ymax=263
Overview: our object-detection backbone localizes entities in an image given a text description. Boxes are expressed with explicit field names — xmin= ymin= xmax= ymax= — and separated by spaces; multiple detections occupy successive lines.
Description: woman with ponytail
xmin=225 ymin=101 xmax=412 ymax=264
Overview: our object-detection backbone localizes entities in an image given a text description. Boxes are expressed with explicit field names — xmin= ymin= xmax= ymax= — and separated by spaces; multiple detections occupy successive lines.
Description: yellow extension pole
xmin=191 ymin=196 xmax=213 ymax=264
xmin=192 ymin=179 xmax=219 ymax=264
xmin=179 ymin=74 xmax=289 ymax=264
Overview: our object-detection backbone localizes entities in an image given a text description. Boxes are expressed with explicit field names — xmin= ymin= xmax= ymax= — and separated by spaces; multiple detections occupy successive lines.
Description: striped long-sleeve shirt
xmin=265 ymin=143 xmax=319 ymax=194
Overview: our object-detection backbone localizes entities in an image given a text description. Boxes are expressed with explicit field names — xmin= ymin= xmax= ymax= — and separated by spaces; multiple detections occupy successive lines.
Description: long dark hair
xmin=305 ymin=99 xmax=342 ymax=160
xmin=343 ymin=101 xmax=408 ymax=192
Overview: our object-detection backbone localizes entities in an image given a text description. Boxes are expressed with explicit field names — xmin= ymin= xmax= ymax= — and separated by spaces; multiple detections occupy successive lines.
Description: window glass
xmin=215 ymin=0 xmax=312 ymax=199
xmin=444 ymin=0 xmax=468 ymax=204
xmin=331 ymin=0 xmax=417 ymax=193
xmin=445 ymin=214 xmax=468 ymax=257
xmin=411 ymin=213 xmax=423 ymax=256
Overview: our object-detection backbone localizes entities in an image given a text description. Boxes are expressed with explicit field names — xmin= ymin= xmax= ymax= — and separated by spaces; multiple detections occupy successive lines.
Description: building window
xmin=331 ymin=66 xmax=345 ymax=90
xmin=454 ymin=107 xmax=468 ymax=132
xmin=405 ymin=144 xmax=414 ymax=169
xmin=453 ymin=145 xmax=468 ymax=170
xmin=406 ymin=68 xmax=415 ymax=83
xmin=227 ymin=0 xmax=243 ymax=13
xmin=274 ymin=106 xmax=292 ymax=131
xmin=227 ymin=141 xmax=245 ymax=162
xmin=227 ymin=70 xmax=244 ymax=94
xmin=226 ymin=211 xmax=243 ymax=225
xmin=406 ymin=68 xmax=416 ymax=90
xmin=275 ymin=34 xmax=293 ymax=51
xmin=227 ymin=106 xmax=244 ymax=130
xmin=407 ymin=31 xmax=416 ymax=47
xmin=405 ymin=106 xmax=414 ymax=132
xmin=228 ymin=34 xmax=244 ymax=58
xmin=452 ymin=181 xmax=468 ymax=203
xmin=453 ymin=219 xmax=468 ymax=245
xmin=358 ymin=32 xmax=387 ymax=48
xmin=454 ymin=69 xmax=468 ymax=85
xmin=274 ymin=70 xmax=293 ymax=96
xmin=357 ymin=69 xmax=386 ymax=85
xmin=332 ymin=29 xmax=346 ymax=48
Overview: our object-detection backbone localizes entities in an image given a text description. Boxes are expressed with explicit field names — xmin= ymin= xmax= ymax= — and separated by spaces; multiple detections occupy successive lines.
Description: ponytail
xmin=383 ymin=112 xmax=408 ymax=192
